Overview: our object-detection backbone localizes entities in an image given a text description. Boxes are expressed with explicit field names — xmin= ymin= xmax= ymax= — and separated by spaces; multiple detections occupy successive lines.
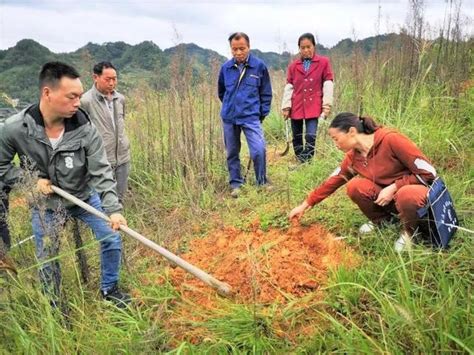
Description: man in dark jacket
xmin=0 ymin=184 xmax=17 ymax=274
xmin=0 ymin=183 xmax=11 ymax=274
xmin=0 ymin=62 xmax=130 ymax=307
xmin=0 ymin=185 xmax=10 ymax=253
xmin=218 ymin=32 xmax=272 ymax=198
xmin=0 ymin=120 xmax=11 ymax=254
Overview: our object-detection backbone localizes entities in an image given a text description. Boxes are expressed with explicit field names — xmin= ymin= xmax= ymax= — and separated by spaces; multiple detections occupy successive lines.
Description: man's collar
xmin=27 ymin=104 xmax=45 ymax=127
xmin=229 ymin=53 xmax=256 ymax=68
xmin=233 ymin=55 xmax=248 ymax=66
xmin=92 ymin=84 xmax=118 ymax=100
xmin=27 ymin=104 xmax=88 ymax=132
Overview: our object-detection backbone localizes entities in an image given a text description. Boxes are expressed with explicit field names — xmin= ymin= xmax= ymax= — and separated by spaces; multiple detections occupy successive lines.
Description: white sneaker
xmin=359 ymin=222 xmax=376 ymax=234
xmin=394 ymin=231 xmax=413 ymax=252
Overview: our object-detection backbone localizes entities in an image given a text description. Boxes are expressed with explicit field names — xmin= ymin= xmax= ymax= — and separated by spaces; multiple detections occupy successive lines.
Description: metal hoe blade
xmin=278 ymin=119 xmax=291 ymax=156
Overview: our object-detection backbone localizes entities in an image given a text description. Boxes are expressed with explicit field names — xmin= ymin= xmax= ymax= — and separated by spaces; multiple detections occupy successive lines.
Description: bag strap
xmin=415 ymin=174 xmax=428 ymax=187
xmin=416 ymin=174 xmax=441 ymax=187
xmin=416 ymin=175 xmax=431 ymax=217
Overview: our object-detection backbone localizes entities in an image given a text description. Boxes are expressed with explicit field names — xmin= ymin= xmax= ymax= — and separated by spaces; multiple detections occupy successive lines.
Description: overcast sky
xmin=0 ymin=0 xmax=472 ymax=56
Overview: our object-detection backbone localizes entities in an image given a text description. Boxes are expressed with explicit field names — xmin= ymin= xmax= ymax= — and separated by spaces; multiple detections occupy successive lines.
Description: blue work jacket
xmin=218 ymin=54 xmax=272 ymax=124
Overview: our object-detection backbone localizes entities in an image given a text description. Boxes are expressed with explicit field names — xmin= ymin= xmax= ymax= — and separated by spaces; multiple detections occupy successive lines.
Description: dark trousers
xmin=0 ymin=190 xmax=11 ymax=251
xmin=291 ymin=118 xmax=319 ymax=162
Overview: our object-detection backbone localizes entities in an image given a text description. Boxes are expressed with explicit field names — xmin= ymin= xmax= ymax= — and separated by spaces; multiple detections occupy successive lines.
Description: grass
xmin=1 ymin=29 xmax=473 ymax=353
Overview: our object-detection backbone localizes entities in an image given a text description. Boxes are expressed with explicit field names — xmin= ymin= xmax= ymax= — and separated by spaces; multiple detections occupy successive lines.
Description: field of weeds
xmin=0 ymin=5 xmax=473 ymax=353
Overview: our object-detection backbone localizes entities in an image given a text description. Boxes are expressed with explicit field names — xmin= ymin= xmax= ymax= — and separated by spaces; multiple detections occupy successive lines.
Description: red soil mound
xmin=170 ymin=221 xmax=359 ymax=304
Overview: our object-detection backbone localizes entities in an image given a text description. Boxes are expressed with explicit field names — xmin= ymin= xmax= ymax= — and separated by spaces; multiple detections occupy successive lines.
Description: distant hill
xmin=330 ymin=33 xmax=404 ymax=56
xmin=0 ymin=39 xmax=58 ymax=105
xmin=0 ymin=34 xmax=402 ymax=104
xmin=251 ymin=43 xmax=329 ymax=71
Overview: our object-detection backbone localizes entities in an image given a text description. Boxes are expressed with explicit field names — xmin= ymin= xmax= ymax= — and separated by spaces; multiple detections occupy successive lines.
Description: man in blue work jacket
xmin=218 ymin=32 xmax=273 ymax=198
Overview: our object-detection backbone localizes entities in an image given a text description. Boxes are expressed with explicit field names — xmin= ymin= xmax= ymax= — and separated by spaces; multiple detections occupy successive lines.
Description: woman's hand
xmin=321 ymin=104 xmax=331 ymax=118
xmin=289 ymin=201 xmax=310 ymax=220
xmin=375 ymin=184 xmax=397 ymax=206
xmin=282 ymin=108 xmax=290 ymax=120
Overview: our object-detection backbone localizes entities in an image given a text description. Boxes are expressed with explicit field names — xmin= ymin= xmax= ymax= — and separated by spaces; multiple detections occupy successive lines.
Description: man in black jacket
xmin=0 ymin=62 xmax=130 ymax=307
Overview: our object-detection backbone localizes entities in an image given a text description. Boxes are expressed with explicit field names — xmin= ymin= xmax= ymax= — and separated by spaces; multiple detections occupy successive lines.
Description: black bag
xmin=416 ymin=177 xmax=458 ymax=248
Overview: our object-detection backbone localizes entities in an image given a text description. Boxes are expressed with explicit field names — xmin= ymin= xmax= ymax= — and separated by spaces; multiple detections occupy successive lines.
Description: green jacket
xmin=0 ymin=104 xmax=122 ymax=214
xmin=80 ymin=85 xmax=130 ymax=167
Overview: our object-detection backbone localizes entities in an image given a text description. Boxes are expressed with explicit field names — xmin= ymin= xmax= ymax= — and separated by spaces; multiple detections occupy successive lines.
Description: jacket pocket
xmin=225 ymin=78 xmax=237 ymax=89
xmin=242 ymin=77 xmax=260 ymax=100
xmin=119 ymin=136 xmax=131 ymax=163
xmin=117 ymin=111 xmax=125 ymax=123
xmin=244 ymin=76 xmax=260 ymax=87
xmin=54 ymin=145 xmax=87 ymax=193
xmin=122 ymin=136 xmax=130 ymax=151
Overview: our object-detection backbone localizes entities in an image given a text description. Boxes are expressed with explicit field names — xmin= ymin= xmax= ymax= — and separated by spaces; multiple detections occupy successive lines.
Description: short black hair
xmin=298 ymin=33 xmax=316 ymax=47
xmin=228 ymin=32 xmax=250 ymax=45
xmin=93 ymin=61 xmax=117 ymax=75
xmin=39 ymin=61 xmax=80 ymax=90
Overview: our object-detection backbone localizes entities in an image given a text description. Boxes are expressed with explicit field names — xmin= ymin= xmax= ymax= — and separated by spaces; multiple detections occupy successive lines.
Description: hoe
xmin=51 ymin=185 xmax=233 ymax=297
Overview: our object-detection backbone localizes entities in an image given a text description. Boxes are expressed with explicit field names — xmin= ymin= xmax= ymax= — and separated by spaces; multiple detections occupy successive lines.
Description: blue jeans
xmin=32 ymin=193 xmax=122 ymax=297
xmin=291 ymin=118 xmax=319 ymax=162
xmin=223 ymin=120 xmax=267 ymax=188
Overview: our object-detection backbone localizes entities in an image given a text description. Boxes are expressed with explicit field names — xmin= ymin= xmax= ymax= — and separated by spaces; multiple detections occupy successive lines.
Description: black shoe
xmin=101 ymin=285 xmax=131 ymax=308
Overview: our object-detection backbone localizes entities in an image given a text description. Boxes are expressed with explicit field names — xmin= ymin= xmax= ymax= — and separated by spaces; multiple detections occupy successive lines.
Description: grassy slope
xmin=0 ymin=54 xmax=473 ymax=354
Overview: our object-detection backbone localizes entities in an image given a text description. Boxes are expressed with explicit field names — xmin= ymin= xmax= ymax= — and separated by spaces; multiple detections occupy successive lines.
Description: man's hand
xmin=37 ymin=178 xmax=53 ymax=195
xmin=375 ymin=184 xmax=397 ymax=207
xmin=109 ymin=213 xmax=127 ymax=231
xmin=289 ymin=201 xmax=310 ymax=221
xmin=282 ymin=108 xmax=290 ymax=120
xmin=322 ymin=104 xmax=331 ymax=119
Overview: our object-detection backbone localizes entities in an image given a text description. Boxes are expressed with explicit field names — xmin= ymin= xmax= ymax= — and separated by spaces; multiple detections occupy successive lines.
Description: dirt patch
xmin=170 ymin=220 xmax=359 ymax=304
xmin=137 ymin=220 xmax=361 ymax=345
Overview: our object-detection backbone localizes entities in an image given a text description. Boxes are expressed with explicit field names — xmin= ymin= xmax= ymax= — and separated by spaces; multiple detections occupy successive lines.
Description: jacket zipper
xmin=113 ymin=99 xmax=119 ymax=167
xmin=228 ymin=63 xmax=249 ymax=120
